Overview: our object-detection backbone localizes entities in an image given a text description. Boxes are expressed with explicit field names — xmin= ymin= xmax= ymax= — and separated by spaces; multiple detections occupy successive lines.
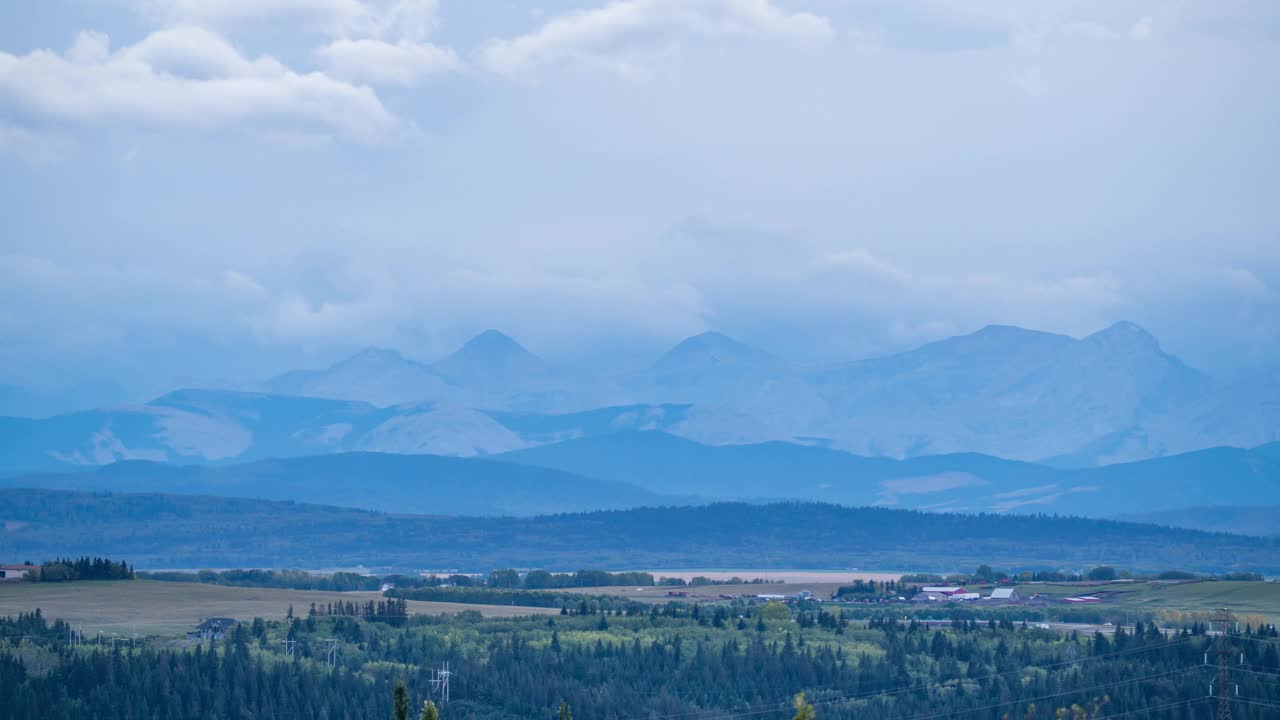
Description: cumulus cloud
xmin=315 ymin=38 xmax=460 ymax=84
xmin=0 ymin=28 xmax=396 ymax=142
xmin=482 ymin=0 xmax=833 ymax=76
xmin=137 ymin=0 xmax=441 ymax=40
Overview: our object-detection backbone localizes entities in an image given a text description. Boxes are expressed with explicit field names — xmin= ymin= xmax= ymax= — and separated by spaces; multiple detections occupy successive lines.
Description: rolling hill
xmin=0 ymin=452 xmax=672 ymax=516
xmin=0 ymin=489 xmax=1275 ymax=573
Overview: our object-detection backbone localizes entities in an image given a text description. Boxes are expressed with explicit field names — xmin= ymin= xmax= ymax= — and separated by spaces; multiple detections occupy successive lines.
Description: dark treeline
xmin=308 ymin=598 xmax=410 ymax=627
xmin=3 ymin=601 xmax=1280 ymax=720
xmin=479 ymin=568 xmax=655 ymax=589
xmin=7 ymin=490 xmax=1280 ymax=573
xmin=38 ymin=556 xmax=133 ymax=582
xmin=390 ymin=586 xmax=652 ymax=614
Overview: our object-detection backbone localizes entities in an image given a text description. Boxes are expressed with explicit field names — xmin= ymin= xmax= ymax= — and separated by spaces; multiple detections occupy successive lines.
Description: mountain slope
xmin=0 ymin=390 xmax=526 ymax=476
xmin=0 ymin=452 xmax=672 ymax=516
xmin=264 ymin=347 xmax=455 ymax=406
xmin=2 ymin=489 xmax=1276 ymax=573
xmin=812 ymin=322 xmax=1211 ymax=461
xmin=499 ymin=432 xmax=1280 ymax=516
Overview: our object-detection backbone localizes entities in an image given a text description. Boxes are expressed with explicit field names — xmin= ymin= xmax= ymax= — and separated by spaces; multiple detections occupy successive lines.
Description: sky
xmin=1 ymin=0 xmax=1278 ymax=398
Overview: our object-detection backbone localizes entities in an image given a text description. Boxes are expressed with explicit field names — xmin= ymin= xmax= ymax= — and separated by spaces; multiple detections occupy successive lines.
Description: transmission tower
xmin=282 ymin=638 xmax=296 ymax=659
xmin=429 ymin=661 xmax=452 ymax=704
xmin=1208 ymin=609 xmax=1240 ymax=720
xmin=324 ymin=638 xmax=338 ymax=667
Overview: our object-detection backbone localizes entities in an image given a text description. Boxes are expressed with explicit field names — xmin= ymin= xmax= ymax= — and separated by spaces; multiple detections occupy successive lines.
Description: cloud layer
xmin=0 ymin=0 xmax=1277 ymax=393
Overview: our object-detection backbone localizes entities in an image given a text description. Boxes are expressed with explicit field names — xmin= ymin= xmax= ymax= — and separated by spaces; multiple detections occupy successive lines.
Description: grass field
xmin=0 ymin=580 xmax=558 ymax=636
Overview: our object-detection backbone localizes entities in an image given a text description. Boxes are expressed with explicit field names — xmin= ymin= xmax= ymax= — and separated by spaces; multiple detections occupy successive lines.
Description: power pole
xmin=282 ymin=638 xmax=296 ymax=659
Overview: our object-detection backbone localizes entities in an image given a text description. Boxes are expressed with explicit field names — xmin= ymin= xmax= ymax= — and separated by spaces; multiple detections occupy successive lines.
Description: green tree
xmin=488 ymin=569 xmax=521 ymax=588
xmin=792 ymin=693 xmax=815 ymax=720
xmin=394 ymin=680 xmax=410 ymax=720
xmin=1087 ymin=566 xmax=1117 ymax=582
xmin=420 ymin=699 xmax=439 ymax=720
xmin=557 ymin=701 xmax=572 ymax=720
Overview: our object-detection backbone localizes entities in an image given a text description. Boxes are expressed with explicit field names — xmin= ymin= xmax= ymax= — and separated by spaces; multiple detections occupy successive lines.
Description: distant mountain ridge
xmin=0 ymin=452 xmax=673 ymax=516
xmin=499 ymin=431 xmax=1280 ymax=516
xmin=3 ymin=322 xmax=1276 ymax=476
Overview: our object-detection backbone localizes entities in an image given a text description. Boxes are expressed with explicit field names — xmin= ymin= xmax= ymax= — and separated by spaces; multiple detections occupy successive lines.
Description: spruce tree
xmin=420 ymin=699 xmax=439 ymax=720
xmin=557 ymin=701 xmax=573 ymax=720
xmin=394 ymin=680 xmax=410 ymax=720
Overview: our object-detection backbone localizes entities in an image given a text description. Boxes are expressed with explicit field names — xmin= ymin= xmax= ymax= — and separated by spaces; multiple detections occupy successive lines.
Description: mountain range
xmin=1 ymin=323 xmax=1275 ymax=479
xmin=4 ymin=434 xmax=1277 ymax=518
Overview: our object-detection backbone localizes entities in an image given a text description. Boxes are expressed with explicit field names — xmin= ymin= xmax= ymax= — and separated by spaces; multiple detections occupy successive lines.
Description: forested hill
xmin=1 ymin=488 xmax=1276 ymax=574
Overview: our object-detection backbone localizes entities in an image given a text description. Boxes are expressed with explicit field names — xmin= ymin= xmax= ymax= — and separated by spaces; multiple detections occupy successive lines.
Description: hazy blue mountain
xmin=433 ymin=330 xmax=551 ymax=387
xmin=7 ymin=322 xmax=1275 ymax=471
xmin=0 ymin=390 xmax=527 ymax=476
xmin=500 ymin=432 xmax=1280 ymax=516
xmin=812 ymin=322 xmax=1211 ymax=461
xmin=264 ymin=347 xmax=456 ymax=406
xmin=3 ymin=489 xmax=1276 ymax=573
xmin=0 ymin=452 xmax=673 ymax=516
xmin=1116 ymin=505 xmax=1280 ymax=537
xmin=487 ymin=403 xmax=694 ymax=444
xmin=626 ymin=331 xmax=828 ymax=442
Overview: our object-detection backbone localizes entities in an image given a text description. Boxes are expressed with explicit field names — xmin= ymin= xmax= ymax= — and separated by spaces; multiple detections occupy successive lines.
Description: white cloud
xmin=482 ymin=0 xmax=833 ymax=76
xmin=316 ymin=38 xmax=460 ymax=84
xmin=0 ymin=28 xmax=397 ymax=142
xmin=138 ymin=0 xmax=440 ymax=40
xmin=819 ymin=249 xmax=910 ymax=281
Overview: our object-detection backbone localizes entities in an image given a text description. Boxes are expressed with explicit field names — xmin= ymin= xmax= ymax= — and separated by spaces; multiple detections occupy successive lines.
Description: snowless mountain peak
xmin=1084 ymin=321 xmax=1161 ymax=351
xmin=656 ymin=331 xmax=773 ymax=367
xmin=455 ymin=330 xmax=533 ymax=357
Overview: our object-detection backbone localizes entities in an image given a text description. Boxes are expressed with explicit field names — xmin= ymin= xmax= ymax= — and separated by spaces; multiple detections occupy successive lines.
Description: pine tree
xmin=394 ymin=680 xmax=411 ymax=720
xmin=420 ymin=699 xmax=439 ymax=720
xmin=557 ymin=701 xmax=573 ymax=720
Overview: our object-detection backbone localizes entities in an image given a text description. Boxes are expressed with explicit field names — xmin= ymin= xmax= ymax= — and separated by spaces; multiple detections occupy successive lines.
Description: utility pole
xmin=282 ymin=638 xmax=296 ymax=659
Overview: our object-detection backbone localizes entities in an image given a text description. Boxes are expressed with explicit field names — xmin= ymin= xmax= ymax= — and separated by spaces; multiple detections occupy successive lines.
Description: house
xmin=0 ymin=564 xmax=36 ymax=582
xmin=986 ymin=588 xmax=1022 ymax=603
xmin=187 ymin=618 xmax=239 ymax=640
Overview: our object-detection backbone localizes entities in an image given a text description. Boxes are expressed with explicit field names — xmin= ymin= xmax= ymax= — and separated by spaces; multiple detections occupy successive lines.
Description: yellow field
xmin=0 ymin=580 xmax=557 ymax=636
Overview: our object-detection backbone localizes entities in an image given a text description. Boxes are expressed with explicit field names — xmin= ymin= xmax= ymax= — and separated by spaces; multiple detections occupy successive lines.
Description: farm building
xmin=187 ymin=618 xmax=239 ymax=640
xmin=0 ymin=564 xmax=36 ymax=582
xmin=921 ymin=586 xmax=971 ymax=597
xmin=985 ymin=588 xmax=1022 ymax=602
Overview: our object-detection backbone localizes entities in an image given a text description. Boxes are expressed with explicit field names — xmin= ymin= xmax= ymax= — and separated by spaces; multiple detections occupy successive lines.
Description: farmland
xmin=0 ymin=579 xmax=556 ymax=637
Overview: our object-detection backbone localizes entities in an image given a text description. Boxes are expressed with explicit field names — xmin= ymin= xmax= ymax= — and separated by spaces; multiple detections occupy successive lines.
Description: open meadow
xmin=0 ymin=580 xmax=557 ymax=637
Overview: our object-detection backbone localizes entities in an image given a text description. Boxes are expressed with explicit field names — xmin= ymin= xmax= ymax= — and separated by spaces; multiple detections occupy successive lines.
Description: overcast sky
xmin=2 ymin=0 xmax=1278 ymax=396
